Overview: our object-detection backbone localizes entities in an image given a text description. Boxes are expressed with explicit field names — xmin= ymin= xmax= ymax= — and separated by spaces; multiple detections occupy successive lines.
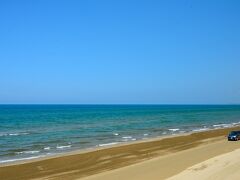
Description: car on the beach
xmin=228 ymin=131 xmax=240 ymax=141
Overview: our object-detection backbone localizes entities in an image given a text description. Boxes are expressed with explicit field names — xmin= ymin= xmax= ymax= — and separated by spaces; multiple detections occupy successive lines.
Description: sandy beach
xmin=168 ymin=148 xmax=240 ymax=180
xmin=1 ymin=126 xmax=240 ymax=180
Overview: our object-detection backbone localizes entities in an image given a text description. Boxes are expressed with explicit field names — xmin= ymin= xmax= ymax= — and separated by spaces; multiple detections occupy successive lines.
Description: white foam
xmin=44 ymin=147 xmax=50 ymax=150
xmin=213 ymin=124 xmax=228 ymax=127
xmin=0 ymin=155 xmax=45 ymax=164
xmin=9 ymin=133 xmax=19 ymax=136
xmin=179 ymin=130 xmax=186 ymax=133
xmin=0 ymin=132 xmax=29 ymax=137
xmin=192 ymin=128 xmax=209 ymax=132
xmin=143 ymin=133 xmax=148 ymax=136
xmin=168 ymin=128 xmax=180 ymax=132
xmin=98 ymin=142 xmax=119 ymax=147
xmin=224 ymin=125 xmax=232 ymax=127
xmin=56 ymin=145 xmax=71 ymax=149
xmin=213 ymin=124 xmax=233 ymax=128
xmin=16 ymin=150 xmax=40 ymax=154
xmin=131 ymin=138 xmax=136 ymax=141
xmin=122 ymin=136 xmax=132 ymax=139
xmin=20 ymin=132 xmax=29 ymax=135
xmin=113 ymin=133 xmax=119 ymax=136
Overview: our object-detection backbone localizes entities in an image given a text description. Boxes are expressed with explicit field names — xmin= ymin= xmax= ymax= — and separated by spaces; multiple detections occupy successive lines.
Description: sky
xmin=0 ymin=0 xmax=240 ymax=104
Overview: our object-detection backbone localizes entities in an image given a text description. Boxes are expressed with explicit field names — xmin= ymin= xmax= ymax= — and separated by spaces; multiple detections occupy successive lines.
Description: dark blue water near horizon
xmin=1 ymin=105 xmax=240 ymax=164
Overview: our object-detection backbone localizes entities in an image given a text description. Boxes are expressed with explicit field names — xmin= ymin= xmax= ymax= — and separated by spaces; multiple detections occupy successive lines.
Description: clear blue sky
xmin=0 ymin=0 xmax=240 ymax=104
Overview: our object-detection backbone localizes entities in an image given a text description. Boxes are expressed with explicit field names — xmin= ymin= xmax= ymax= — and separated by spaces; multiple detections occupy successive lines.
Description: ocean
xmin=1 ymin=105 xmax=240 ymax=164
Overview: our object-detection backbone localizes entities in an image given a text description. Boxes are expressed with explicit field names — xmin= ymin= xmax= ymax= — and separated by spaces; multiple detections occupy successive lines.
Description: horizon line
xmin=0 ymin=103 xmax=239 ymax=106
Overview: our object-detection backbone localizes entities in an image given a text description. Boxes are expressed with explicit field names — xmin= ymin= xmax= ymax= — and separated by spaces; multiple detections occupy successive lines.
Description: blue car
xmin=228 ymin=131 xmax=240 ymax=141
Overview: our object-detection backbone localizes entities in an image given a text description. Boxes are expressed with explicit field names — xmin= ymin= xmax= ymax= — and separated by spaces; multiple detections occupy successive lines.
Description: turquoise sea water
xmin=1 ymin=105 xmax=240 ymax=164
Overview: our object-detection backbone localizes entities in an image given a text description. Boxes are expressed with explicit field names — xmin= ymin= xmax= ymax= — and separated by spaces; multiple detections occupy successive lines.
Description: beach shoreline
xmin=1 ymin=126 xmax=240 ymax=179
xmin=0 ymin=125 xmax=237 ymax=167
xmin=0 ymin=129 xmax=199 ymax=167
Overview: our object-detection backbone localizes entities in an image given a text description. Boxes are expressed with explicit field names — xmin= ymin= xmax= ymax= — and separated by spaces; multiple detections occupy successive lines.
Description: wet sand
xmin=1 ymin=126 xmax=240 ymax=180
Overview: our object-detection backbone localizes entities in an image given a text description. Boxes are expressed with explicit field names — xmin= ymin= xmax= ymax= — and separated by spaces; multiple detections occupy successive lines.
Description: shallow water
xmin=1 ymin=105 xmax=240 ymax=163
